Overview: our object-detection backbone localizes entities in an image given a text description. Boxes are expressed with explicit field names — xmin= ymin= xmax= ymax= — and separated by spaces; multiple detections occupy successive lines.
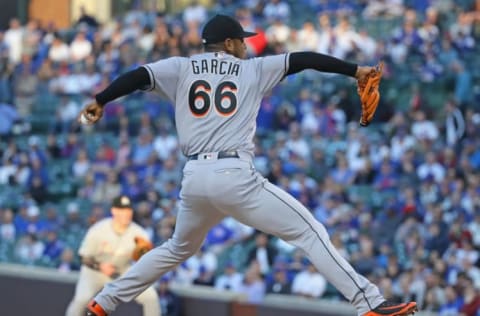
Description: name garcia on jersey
xmin=191 ymin=59 xmax=240 ymax=76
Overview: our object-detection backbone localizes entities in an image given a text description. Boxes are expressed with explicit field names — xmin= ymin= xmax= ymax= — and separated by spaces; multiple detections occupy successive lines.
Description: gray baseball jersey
xmin=94 ymin=52 xmax=385 ymax=316
xmin=143 ymin=52 xmax=289 ymax=156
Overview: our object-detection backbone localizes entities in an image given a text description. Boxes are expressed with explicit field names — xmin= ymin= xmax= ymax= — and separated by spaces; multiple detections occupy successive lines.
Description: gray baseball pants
xmin=95 ymin=152 xmax=384 ymax=315
xmin=66 ymin=266 xmax=159 ymax=316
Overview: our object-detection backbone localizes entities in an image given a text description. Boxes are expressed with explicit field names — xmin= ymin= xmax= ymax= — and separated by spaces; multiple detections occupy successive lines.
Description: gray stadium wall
xmin=0 ymin=263 xmax=438 ymax=316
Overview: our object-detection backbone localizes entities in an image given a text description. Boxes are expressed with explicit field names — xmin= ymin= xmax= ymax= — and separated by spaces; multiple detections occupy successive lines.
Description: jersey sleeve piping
xmin=142 ymin=65 xmax=156 ymax=91
xmin=283 ymin=53 xmax=290 ymax=75
xmin=280 ymin=52 xmax=290 ymax=81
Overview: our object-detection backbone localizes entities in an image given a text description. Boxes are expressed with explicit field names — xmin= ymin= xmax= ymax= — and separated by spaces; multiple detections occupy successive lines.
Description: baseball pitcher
xmin=80 ymin=14 xmax=416 ymax=316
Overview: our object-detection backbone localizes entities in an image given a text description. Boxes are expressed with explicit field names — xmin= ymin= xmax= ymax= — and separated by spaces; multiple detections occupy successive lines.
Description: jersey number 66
xmin=188 ymin=80 xmax=238 ymax=118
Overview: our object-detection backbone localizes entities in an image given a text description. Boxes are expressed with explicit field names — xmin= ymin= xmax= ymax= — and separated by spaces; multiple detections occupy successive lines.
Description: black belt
xmin=188 ymin=151 xmax=240 ymax=160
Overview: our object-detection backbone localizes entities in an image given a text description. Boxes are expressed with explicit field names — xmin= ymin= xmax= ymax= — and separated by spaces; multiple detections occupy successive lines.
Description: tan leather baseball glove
xmin=132 ymin=236 xmax=154 ymax=261
xmin=357 ymin=62 xmax=383 ymax=126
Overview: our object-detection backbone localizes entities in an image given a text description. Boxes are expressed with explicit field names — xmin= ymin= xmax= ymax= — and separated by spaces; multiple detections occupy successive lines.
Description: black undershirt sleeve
xmin=286 ymin=52 xmax=358 ymax=77
xmin=95 ymin=54 xmax=356 ymax=105
xmin=95 ymin=66 xmax=151 ymax=106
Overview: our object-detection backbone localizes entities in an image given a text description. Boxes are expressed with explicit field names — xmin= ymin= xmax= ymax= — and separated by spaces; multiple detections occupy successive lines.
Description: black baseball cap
xmin=202 ymin=14 xmax=257 ymax=45
xmin=112 ymin=195 xmax=133 ymax=209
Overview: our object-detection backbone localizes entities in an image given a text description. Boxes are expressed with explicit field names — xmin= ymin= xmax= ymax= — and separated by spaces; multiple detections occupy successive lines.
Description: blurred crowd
xmin=1 ymin=0 xmax=480 ymax=315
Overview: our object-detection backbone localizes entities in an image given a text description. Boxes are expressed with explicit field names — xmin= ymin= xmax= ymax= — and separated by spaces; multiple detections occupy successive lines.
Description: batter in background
xmin=65 ymin=195 xmax=160 ymax=316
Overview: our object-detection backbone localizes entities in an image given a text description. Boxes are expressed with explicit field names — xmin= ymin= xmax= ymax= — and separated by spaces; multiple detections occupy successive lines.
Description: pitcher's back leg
xmin=223 ymin=180 xmax=384 ymax=316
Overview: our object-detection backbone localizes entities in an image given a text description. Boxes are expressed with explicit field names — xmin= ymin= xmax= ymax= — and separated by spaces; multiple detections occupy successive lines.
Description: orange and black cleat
xmin=363 ymin=301 xmax=418 ymax=316
xmin=86 ymin=300 xmax=108 ymax=316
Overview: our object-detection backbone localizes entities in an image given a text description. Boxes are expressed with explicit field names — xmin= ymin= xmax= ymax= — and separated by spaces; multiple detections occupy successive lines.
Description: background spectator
xmin=291 ymin=260 xmax=327 ymax=298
